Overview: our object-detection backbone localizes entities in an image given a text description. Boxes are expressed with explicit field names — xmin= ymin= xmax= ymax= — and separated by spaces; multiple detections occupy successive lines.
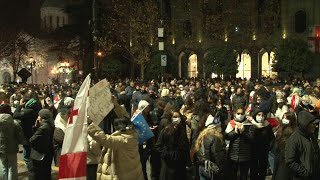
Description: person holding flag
xmin=87 ymin=117 xmax=144 ymax=180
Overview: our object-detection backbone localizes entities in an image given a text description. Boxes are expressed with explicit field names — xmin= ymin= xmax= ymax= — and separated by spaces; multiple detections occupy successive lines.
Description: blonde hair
xmin=194 ymin=127 xmax=223 ymax=152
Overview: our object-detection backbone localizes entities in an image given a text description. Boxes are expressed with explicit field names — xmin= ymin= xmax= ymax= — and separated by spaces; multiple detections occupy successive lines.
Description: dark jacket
xmin=53 ymin=128 xmax=64 ymax=166
xmin=250 ymin=124 xmax=275 ymax=159
xmin=231 ymin=93 xmax=247 ymax=110
xmin=13 ymin=105 xmax=38 ymax=141
xmin=0 ymin=114 xmax=25 ymax=154
xmin=225 ymin=121 xmax=254 ymax=162
xmin=155 ymin=122 xmax=189 ymax=180
xmin=29 ymin=118 xmax=55 ymax=180
xmin=285 ymin=111 xmax=320 ymax=180
xmin=197 ymin=135 xmax=226 ymax=179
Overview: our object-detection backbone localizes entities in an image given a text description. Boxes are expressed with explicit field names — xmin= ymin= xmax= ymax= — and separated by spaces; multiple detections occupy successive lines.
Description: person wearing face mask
xmin=273 ymin=91 xmax=289 ymax=121
xmin=272 ymin=112 xmax=297 ymax=180
xmin=155 ymin=104 xmax=189 ymax=180
xmin=249 ymin=108 xmax=275 ymax=180
xmin=285 ymin=111 xmax=320 ymax=180
xmin=225 ymin=106 xmax=254 ymax=180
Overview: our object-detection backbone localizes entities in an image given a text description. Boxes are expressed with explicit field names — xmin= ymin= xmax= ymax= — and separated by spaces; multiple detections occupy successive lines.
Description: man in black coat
xmin=285 ymin=111 xmax=320 ymax=180
xmin=29 ymin=109 xmax=54 ymax=180
xmin=13 ymin=96 xmax=40 ymax=170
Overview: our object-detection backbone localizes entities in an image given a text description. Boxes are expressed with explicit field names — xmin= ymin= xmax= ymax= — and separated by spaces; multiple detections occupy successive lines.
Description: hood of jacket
xmin=298 ymin=110 xmax=317 ymax=131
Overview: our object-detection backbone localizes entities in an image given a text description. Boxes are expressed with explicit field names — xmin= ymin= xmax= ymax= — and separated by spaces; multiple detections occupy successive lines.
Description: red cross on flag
xmin=58 ymin=74 xmax=91 ymax=180
xmin=308 ymin=25 xmax=320 ymax=53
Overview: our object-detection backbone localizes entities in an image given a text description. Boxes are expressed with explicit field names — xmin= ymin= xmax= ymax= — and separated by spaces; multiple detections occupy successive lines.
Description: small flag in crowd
xmin=131 ymin=111 xmax=154 ymax=145
xmin=58 ymin=74 xmax=91 ymax=180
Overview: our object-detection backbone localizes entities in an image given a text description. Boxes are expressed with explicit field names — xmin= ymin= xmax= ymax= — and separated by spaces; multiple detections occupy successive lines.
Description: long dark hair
xmin=275 ymin=112 xmax=297 ymax=152
xmin=162 ymin=102 xmax=187 ymax=148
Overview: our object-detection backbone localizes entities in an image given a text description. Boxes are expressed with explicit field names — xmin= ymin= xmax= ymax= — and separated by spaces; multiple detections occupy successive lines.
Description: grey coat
xmin=0 ymin=114 xmax=25 ymax=154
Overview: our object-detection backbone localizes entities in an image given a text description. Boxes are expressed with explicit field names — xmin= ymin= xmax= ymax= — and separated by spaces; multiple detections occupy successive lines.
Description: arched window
xmin=295 ymin=10 xmax=306 ymax=33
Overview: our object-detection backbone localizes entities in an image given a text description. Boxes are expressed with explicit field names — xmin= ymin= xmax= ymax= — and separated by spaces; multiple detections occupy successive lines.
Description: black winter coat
xmin=285 ymin=129 xmax=320 ymax=180
xmin=250 ymin=124 xmax=275 ymax=160
xmin=285 ymin=111 xmax=320 ymax=180
xmin=225 ymin=124 xmax=254 ymax=162
xmin=197 ymin=135 xmax=226 ymax=179
xmin=29 ymin=119 xmax=54 ymax=180
xmin=13 ymin=105 xmax=38 ymax=141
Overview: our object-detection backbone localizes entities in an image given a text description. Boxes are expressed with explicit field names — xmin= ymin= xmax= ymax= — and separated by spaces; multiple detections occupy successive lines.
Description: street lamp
xmin=97 ymin=51 xmax=103 ymax=76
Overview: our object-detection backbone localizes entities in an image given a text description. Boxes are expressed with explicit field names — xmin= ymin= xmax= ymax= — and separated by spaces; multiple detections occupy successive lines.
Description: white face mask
xmin=277 ymin=99 xmax=283 ymax=103
xmin=256 ymin=116 xmax=264 ymax=123
xmin=235 ymin=114 xmax=245 ymax=122
xmin=172 ymin=117 xmax=181 ymax=125
xmin=282 ymin=118 xmax=290 ymax=125
xmin=231 ymin=88 xmax=235 ymax=92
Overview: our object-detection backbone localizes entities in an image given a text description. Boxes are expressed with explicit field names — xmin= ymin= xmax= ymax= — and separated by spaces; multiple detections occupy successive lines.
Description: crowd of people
xmin=0 ymin=77 xmax=320 ymax=180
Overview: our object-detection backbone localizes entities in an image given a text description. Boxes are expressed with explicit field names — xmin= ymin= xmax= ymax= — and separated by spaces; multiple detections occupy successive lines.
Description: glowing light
xmin=253 ymin=34 xmax=256 ymax=41
xmin=282 ymin=32 xmax=286 ymax=39
xmin=199 ymin=39 xmax=202 ymax=43
xmin=224 ymin=34 xmax=228 ymax=42
xmin=172 ymin=38 xmax=175 ymax=45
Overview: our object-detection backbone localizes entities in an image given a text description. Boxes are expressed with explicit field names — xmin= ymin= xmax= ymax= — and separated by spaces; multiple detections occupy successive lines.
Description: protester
xmin=13 ymin=94 xmax=40 ymax=170
xmin=0 ymin=104 xmax=25 ymax=180
xmin=285 ymin=111 xmax=320 ymax=180
xmin=273 ymin=112 xmax=297 ymax=180
xmin=88 ymin=117 xmax=144 ymax=180
xmin=194 ymin=114 xmax=226 ymax=180
xmin=52 ymin=107 xmax=70 ymax=166
xmin=155 ymin=104 xmax=189 ymax=180
xmin=225 ymin=106 xmax=253 ymax=180
xmin=249 ymin=108 xmax=275 ymax=180
xmin=29 ymin=109 xmax=54 ymax=180
xmin=86 ymin=133 xmax=101 ymax=180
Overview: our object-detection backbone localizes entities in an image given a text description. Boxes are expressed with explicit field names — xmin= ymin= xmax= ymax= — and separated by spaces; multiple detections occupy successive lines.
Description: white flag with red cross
xmin=58 ymin=74 xmax=91 ymax=180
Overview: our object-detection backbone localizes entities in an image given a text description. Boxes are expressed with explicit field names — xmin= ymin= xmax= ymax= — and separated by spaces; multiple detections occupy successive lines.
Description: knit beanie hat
xmin=39 ymin=109 xmax=52 ymax=120
xmin=25 ymin=98 xmax=37 ymax=108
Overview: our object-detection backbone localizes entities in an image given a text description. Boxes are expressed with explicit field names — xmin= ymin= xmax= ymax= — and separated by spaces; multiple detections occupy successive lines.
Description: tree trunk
xmin=140 ymin=63 xmax=145 ymax=80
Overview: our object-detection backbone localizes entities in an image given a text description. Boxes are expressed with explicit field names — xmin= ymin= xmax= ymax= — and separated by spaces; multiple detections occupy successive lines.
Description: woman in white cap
xmin=194 ymin=114 xmax=226 ymax=180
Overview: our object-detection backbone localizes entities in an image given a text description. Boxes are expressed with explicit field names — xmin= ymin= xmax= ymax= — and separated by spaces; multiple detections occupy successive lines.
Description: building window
xmin=57 ymin=16 xmax=60 ymax=27
xmin=295 ymin=10 xmax=306 ymax=33
xmin=49 ymin=16 xmax=52 ymax=28
xmin=183 ymin=20 xmax=192 ymax=38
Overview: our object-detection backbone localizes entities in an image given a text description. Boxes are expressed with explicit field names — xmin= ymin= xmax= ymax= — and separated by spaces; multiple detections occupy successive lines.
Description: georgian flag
xmin=58 ymin=74 xmax=91 ymax=180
